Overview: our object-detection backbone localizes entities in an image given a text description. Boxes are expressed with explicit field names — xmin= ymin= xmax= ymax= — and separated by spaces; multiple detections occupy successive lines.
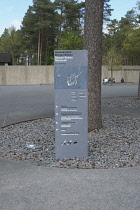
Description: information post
xmin=54 ymin=50 xmax=88 ymax=159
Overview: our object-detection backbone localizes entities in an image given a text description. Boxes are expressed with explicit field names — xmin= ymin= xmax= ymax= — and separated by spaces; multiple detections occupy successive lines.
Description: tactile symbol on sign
xmin=62 ymin=140 xmax=77 ymax=146
xmin=57 ymin=72 xmax=83 ymax=86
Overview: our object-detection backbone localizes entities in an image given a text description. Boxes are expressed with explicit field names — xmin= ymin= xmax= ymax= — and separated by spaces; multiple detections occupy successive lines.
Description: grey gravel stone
xmin=0 ymin=97 xmax=140 ymax=169
xmin=102 ymin=96 xmax=140 ymax=108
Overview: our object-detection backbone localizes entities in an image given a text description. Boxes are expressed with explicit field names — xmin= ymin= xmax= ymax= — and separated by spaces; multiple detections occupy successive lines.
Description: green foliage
xmin=58 ymin=30 xmax=83 ymax=49
xmin=103 ymin=1 xmax=140 ymax=65
xmin=21 ymin=0 xmax=58 ymax=65
xmin=123 ymin=28 xmax=140 ymax=53
xmin=103 ymin=47 xmax=122 ymax=70
xmin=122 ymin=27 xmax=140 ymax=65
xmin=0 ymin=27 xmax=23 ymax=64
xmin=103 ymin=0 xmax=113 ymax=22
xmin=103 ymin=47 xmax=122 ymax=79
xmin=1 ymin=0 xmax=139 ymax=65
xmin=0 ymin=0 xmax=113 ymax=65
xmin=0 ymin=28 xmax=12 ymax=52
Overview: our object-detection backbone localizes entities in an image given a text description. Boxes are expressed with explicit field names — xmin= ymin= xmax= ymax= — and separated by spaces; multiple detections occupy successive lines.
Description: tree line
xmin=0 ymin=0 xmax=139 ymax=66
xmin=103 ymin=0 xmax=140 ymax=66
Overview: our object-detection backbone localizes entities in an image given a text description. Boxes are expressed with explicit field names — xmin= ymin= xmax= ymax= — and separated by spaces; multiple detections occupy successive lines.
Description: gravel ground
xmin=0 ymin=97 xmax=140 ymax=169
xmin=102 ymin=96 xmax=140 ymax=108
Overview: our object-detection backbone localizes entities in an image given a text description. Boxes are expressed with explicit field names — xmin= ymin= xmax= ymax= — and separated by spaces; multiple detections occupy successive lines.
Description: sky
xmin=0 ymin=0 xmax=138 ymax=36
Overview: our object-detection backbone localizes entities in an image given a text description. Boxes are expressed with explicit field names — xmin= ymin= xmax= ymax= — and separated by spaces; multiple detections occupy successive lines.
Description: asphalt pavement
xmin=0 ymin=158 xmax=140 ymax=210
xmin=0 ymin=85 xmax=54 ymax=127
xmin=0 ymin=83 xmax=138 ymax=127
xmin=0 ymin=83 xmax=140 ymax=210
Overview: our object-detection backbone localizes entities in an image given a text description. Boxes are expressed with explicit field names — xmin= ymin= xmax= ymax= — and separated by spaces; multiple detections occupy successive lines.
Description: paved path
xmin=0 ymin=84 xmax=138 ymax=127
xmin=0 ymin=158 xmax=140 ymax=210
xmin=0 ymin=85 xmax=54 ymax=127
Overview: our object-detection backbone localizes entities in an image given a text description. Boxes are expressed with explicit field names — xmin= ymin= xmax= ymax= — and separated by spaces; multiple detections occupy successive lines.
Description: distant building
xmin=0 ymin=53 xmax=12 ymax=65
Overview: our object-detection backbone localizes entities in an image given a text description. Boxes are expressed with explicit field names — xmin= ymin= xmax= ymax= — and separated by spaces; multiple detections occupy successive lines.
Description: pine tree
xmin=84 ymin=0 xmax=104 ymax=131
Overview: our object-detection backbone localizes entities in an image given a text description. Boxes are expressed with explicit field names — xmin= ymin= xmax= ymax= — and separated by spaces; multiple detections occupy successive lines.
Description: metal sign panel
xmin=54 ymin=50 xmax=88 ymax=159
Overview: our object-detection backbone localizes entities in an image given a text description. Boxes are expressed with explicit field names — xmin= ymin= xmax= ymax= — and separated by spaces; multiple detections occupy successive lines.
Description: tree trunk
xmin=84 ymin=0 xmax=103 ymax=131
xmin=38 ymin=30 xmax=41 ymax=65
xmin=40 ymin=40 xmax=42 ymax=65
xmin=46 ymin=37 xmax=48 ymax=65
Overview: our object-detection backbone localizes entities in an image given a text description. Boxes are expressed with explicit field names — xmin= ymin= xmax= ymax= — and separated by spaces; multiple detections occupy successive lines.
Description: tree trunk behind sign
xmin=84 ymin=0 xmax=103 ymax=131
xmin=38 ymin=30 xmax=41 ymax=65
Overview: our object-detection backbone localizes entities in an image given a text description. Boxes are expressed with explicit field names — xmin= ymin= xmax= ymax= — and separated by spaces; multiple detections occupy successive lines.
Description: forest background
xmin=0 ymin=0 xmax=139 ymax=66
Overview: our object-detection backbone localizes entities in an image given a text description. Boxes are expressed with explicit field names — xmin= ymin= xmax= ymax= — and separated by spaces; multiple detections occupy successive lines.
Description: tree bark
xmin=40 ymin=40 xmax=42 ymax=65
xmin=46 ymin=37 xmax=48 ymax=65
xmin=84 ymin=0 xmax=103 ymax=131
xmin=38 ymin=30 xmax=41 ymax=65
